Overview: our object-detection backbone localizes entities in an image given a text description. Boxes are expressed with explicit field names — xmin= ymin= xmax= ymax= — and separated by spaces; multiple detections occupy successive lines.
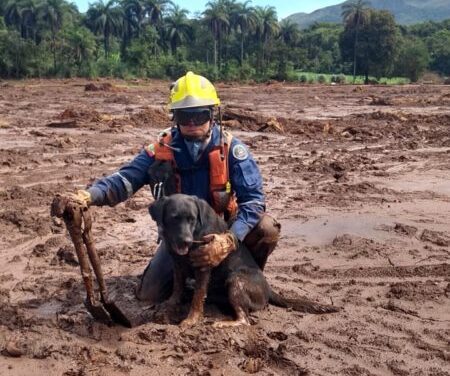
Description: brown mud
xmin=0 ymin=79 xmax=449 ymax=375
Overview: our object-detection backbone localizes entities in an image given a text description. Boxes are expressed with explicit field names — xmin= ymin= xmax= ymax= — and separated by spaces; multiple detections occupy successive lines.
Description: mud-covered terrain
xmin=0 ymin=79 xmax=449 ymax=375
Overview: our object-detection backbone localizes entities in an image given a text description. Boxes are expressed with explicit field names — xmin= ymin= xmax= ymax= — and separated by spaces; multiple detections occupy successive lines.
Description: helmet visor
xmin=174 ymin=108 xmax=212 ymax=126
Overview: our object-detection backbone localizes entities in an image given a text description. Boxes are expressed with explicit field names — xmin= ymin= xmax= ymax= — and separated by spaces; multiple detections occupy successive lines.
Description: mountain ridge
xmin=286 ymin=0 xmax=450 ymax=28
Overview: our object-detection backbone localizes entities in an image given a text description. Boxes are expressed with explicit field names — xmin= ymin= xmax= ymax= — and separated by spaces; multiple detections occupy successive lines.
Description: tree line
xmin=0 ymin=0 xmax=449 ymax=82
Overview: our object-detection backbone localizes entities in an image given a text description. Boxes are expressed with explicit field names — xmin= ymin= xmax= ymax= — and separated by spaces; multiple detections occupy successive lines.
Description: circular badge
xmin=146 ymin=143 xmax=155 ymax=157
xmin=232 ymin=144 xmax=248 ymax=160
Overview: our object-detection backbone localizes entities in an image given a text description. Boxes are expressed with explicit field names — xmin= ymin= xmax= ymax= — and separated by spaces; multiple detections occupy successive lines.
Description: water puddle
xmin=378 ymin=173 xmax=450 ymax=196
xmin=388 ymin=180 xmax=450 ymax=196
xmin=0 ymin=131 xmax=35 ymax=149
xmin=33 ymin=300 xmax=64 ymax=319
xmin=280 ymin=213 xmax=395 ymax=246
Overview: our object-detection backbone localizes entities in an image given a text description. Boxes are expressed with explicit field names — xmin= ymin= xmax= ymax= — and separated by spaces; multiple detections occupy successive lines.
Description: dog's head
xmin=149 ymin=194 xmax=221 ymax=256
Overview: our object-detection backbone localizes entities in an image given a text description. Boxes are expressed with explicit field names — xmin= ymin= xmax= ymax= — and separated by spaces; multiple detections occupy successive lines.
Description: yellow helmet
xmin=169 ymin=71 xmax=220 ymax=110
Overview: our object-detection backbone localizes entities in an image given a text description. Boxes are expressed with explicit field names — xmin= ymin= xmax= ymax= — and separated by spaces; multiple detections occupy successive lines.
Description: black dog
xmin=149 ymin=194 xmax=338 ymax=328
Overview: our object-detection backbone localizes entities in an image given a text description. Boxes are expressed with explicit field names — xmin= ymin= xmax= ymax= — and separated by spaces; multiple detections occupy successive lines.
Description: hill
xmin=286 ymin=0 xmax=450 ymax=28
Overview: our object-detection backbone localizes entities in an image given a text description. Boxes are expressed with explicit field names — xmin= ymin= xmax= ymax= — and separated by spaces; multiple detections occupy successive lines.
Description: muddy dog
xmin=149 ymin=194 xmax=339 ymax=328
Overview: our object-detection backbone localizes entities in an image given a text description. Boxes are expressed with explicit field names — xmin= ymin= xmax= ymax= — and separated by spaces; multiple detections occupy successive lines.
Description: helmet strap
xmin=218 ymin=106 xmax=225 ymax=160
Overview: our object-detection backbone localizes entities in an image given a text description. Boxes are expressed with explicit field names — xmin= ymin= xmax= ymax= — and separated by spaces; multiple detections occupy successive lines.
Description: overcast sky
xmin=72 ymin=0 xmax=344 ymax=19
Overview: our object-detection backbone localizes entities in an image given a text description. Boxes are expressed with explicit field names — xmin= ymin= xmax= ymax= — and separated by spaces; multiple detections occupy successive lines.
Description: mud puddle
xmin=280 ymin=213 xmax=399 ymax=245
xmin=379 ymin=172 xmax=450 ymax=196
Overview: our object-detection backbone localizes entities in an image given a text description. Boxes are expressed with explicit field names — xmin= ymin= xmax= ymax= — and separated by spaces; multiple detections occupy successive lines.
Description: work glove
xmin=50 ymin=189 xmax=91 ymax=218
xmin=189 ymin=231 xmax=238 ymax=270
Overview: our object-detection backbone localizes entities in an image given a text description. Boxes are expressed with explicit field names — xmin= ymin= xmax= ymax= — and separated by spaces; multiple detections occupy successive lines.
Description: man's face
xmin=174 ymin=108 xmax=212 ymax=140
xmin=179 ymin=120 xmax=211 ymax=139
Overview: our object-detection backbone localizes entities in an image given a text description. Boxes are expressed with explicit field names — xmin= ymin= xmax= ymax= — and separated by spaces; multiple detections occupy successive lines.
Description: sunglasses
xmin=174 ymin=109 xmax=212 ymax=126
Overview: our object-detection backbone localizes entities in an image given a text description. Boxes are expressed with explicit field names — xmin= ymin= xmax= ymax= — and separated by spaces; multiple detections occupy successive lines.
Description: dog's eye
xmin=167 ymin=214 xmax=181 ymax=221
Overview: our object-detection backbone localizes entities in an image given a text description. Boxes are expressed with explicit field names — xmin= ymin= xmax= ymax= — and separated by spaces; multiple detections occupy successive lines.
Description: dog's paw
xmin=180 ymin=316 xmax=201 ymax=329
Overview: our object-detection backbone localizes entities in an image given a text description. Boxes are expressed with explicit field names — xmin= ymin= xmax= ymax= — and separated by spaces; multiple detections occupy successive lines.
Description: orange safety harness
xmin=147 ymin=130 xmax=238 ymax=219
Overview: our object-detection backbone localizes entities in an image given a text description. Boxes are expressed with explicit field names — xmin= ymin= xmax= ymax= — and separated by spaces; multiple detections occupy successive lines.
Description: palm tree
xmin=22 ymin=0 xmax=40 ymax=40
xmin=86 ymin=0 xmax=123 ymax=57
xmin=341 ymin=0 xmax=371 ymax=81
xmin=203 ymin=0 xmax=230 ymax=72
xmin=253 ymin=5 xmax=279 ymax=71
xmin=4 ymin=0 xmax=38 ymax=40
xmin=143 ymin=0 xmax=171 ymax=27
xmin=122 ymin=0 xmax=146 ymax=36
xmin=141 ymin=0 xmax=172 ymax=56
xmin=64 ymin=26 xmax=96 ymax=71
xmin=164 ymin=5 xmax=191 ymax=54
xmin=279 ymin=19 xmax=299 ymax=47
xmin=231 ymin=0 xmax=256 ymax=66
xmin=4 ymin=0 xmax=23 ymax=34
xmin=121 ymin=0 xmax=142 ymax=54
xmin=38 ymin=0 xmax=65 ymax=71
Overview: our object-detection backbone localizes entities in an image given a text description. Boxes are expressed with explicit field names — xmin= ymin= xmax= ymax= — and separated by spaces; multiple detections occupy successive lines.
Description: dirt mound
xmin=321 ymin=181 xmax=388 ymax=196
xmin=45 ymin=107 xmax=103 ymax=129
xmin=1 ymin=185 xmax=52 ymax=206
xmin=387 ymin=281 xmax=444 ymax=301
xmin=368 ymin=96 xmax=393 ymax=105
xmin=52 ymin=246 xmax=79 ymax=266
xmin=129 ymin=107 xmax=170 ymax=128
xmin=0 ymin=150 xmax=31 ymax=167
xmin=222 ymin=107 xmax=286 ymax=133
xmin=328 ymin=235 xmax=389 ymax=259
xmin=104 ymin=94 xmax=137 ymax=105
xmin=420 ymin=229 xmax=450 ymax=247
xmin=367 ymin=95 xmax=449 ymax=107
xmin=56 ymin=107 xmax=102 ymax=122
xmin=0 ymin=210 xmax=51 ymax=236
xmin=393 ymin=223 xmax=418 ymax=237
xmin=362 ymin=110 xmax=409 ymax=122
xmin=84 ymin=82 xmax=118 ymax=92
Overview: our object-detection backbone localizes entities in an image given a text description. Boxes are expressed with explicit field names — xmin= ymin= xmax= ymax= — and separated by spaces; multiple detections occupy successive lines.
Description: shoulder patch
xmin=232 ymin=144 xmax=248 ymax=160
xmin=145 ymin=143 xmax=155 ymax=157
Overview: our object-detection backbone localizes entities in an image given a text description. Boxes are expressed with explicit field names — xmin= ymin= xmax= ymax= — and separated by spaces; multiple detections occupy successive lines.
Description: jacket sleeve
xmin=228 ymin=139 xmax=265 ymax=241
xmin=87 ymin=149 xmax=154 ymax=206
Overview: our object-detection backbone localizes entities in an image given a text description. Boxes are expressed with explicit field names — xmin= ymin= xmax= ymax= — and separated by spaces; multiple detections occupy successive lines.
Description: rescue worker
xmin=52 ymin=71 xmax=280 ymax=303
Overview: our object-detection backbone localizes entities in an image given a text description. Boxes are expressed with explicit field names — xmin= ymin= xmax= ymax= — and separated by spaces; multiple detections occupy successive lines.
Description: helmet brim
xmin=169 ymin=95 xmax=220 ymax=110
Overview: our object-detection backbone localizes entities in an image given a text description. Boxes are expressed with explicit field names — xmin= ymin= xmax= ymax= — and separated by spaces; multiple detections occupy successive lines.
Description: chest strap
xmin=145 ymin=130 xmax=237 ymax=218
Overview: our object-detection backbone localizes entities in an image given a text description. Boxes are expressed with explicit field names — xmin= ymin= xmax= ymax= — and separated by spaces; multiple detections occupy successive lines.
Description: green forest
xmin=0 ymin=0 xmax=449 ymax=82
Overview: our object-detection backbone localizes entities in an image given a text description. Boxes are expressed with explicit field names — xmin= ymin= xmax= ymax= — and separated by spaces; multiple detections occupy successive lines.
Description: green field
xmin=295 ymin=71 xmax=410 ymax=85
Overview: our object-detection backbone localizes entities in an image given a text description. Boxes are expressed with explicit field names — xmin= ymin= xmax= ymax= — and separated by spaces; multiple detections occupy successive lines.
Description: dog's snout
xmin=180 ymin=239 xmax=192 ymax=248
xmin=172 ymin=236 xmax=192 ymax=256
xmin=178 ymin=232 xmax=193 ymax=246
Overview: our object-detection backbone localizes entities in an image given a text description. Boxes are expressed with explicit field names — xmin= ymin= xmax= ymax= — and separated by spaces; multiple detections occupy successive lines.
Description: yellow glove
xmin=73 ymin=189 xmax=92 ymax=206
xmin=51 ymin=190 xmax=91 ymax=218
xmin=189 ymin=231 xmax=238 ymax=270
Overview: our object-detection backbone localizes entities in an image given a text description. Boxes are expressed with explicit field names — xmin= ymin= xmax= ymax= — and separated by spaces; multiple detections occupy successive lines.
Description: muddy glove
xmin=189 ymin=232 xmax=238 ymax=270
xmin=50 ymin=190 xmax=91 ymax=218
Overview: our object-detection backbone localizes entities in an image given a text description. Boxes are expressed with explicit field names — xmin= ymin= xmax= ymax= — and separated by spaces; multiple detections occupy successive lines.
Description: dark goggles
xmin=174 ymin=109 xmax=212 ymax=126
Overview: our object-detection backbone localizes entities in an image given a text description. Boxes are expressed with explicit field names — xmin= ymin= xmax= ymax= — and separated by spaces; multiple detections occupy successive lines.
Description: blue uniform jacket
xmin=87 ymin=124 xmax=265 ymax=241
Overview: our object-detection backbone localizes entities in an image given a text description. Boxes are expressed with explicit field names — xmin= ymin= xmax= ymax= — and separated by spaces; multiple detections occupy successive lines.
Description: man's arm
xmin=88 ymin=149 xmax=154 ymax=206
xmin=228 ymin=139 xmax=265 ymax=241
xmin=189 ymin=138 xmax=265 ymax=269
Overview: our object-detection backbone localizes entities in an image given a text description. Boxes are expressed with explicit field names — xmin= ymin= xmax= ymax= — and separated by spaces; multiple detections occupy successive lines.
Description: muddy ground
xmin=0 ymin=79 xmax=449 ymax=375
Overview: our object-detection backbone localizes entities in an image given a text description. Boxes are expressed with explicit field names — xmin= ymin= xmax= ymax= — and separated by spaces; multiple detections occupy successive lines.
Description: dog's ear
xmin=194 ymin=197 xmax=225 ymax=237
xmin=149 ymin=197 xmax=167 ymax=225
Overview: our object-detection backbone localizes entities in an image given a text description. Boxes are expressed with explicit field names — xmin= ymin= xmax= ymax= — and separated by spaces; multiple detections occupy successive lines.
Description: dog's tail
xmin=268 ymin=289 xmax=340 ymax=314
